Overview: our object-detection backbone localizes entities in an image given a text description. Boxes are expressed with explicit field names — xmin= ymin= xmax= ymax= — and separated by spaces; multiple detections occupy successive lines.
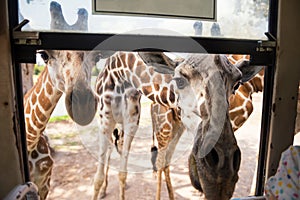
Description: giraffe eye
xmin=38 ymin=50 xmax=50 ymax=64
xmin=173 ymin=77 xmax=188 ymax=89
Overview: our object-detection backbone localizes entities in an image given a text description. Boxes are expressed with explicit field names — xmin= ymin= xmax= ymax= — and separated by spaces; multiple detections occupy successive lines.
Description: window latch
xmin=13 ymin=20 xmax=41 ymax=45
xmin=256 ymin=32 xmax=276 ymax=52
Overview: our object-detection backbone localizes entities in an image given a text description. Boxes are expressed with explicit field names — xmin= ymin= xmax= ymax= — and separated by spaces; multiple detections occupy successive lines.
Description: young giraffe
xmin=149 ymin=54 xmax=265 ymax=199
xmin=24 ymin=50 xmax=97 ymax=199
xmin=92 ymin=51 xmax=263 ymax=200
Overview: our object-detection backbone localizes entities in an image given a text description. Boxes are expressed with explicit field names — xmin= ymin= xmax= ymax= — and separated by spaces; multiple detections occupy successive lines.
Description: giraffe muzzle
xmin=65 ymin=87 xmax=97 ymax=126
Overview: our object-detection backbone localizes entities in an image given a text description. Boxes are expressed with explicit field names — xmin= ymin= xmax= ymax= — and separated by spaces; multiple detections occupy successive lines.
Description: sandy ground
xmin=45 ymin=93 xmax=267 ymax=199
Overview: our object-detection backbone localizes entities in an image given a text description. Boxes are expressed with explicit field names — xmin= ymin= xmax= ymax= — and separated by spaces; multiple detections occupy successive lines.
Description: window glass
xmin=19 ymin=0 xmax=269 ymax=39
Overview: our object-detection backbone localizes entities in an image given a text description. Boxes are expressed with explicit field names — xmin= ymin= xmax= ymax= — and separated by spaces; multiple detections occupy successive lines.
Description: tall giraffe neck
xmin=99 ymin=52 xmax=177 ymax=107
xmin=24 ymin=67 xmax=63 ymax=150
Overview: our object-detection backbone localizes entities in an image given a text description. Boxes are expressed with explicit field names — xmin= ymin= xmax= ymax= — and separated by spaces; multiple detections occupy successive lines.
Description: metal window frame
xmin=8 ymin=0 xmax=278 ymax=196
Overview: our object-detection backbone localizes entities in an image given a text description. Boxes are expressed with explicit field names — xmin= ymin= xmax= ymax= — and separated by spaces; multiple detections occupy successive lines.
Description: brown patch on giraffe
xmin=118 ymin=53 xmax=127 ymax=67
xmin=102 ymin=69 xmax=108 ymax=79
xmin=132 ymin=76 xmax=141 ymax=89
xmin=245 ymin=101 xmax=253 ymax=115
xmin=38 ymin=89 xmax=53 ymax=111
xmin=127 ymin=53 xmax=135 ymax=70
xmin=148 ymin=94 xmax=155 ymax=101
xmin=25 ymin=102 xmax=31 ymax=114
xmin=35 ymin=106 xmax=47 ymax=122
xmin=36 ymin=78 xmax=42 ymax=94
xmin=96 ymin=83 xmax=103 ymax=94
xmin=169 ymin=85 xmax=176 ymax=104
xmin=46 ymin=82 xmax=53 ymax=95
xmin=125 ymin=71 xmax=131 ymax=79
xmin=118 ymin=68 xmax=125 ymax=78
xmin=149 ymin=67 xmax=154 ymax=75
xmin=160 ymin=87 xmax=170 ymax=104
xmin=240 ymin=84 xmax=252 ymax=96
xmin=141 ymin=72 xmax=150 ymax=83
xmin=104 ymin=76 xmax=115 ymax=91
xmin=31 ymin=93 xmax=37 ymax=105
xmin=142 ymin=86 xmax=152 ymax=96
xmin=37 ymin=136 xmax=49 ymax=154
xmin=229 ymin=94 xmax=244 ymax=110
xmin=167 ymin=111 xmax=173 ymax=123
xmin=135 ymin=62 xmax=146 ymax=77
xmin=164 ymin=75 xmax=173 ymax=83
xmin=162 ymin=123 xmax=172 ymax=132
xmin=35 ymin=156 xmax=53 ymax=173
xmin=230 ymin=108 xmax=245 ymax=122
xmin=234 ymin=115 xmax=247 ymax=128
xmin=154 ymin=84 xmax=160 ymax=91
xmin=31 ymin=112 xmax=44 ymax=129
xmin=31 ymin=149 xmax=39 ymax=159
xmin=249 ymin=76 xmax=263 ymax=92
xmin=153 ymin=74 xmax=162 ymax=83
xmin=26 ymin=118 xmax=36 ymax=134
xmin=112 ymin=71 xmax=120 ymax=79
xmin=104 ymin=95 xmax=112 ymax=105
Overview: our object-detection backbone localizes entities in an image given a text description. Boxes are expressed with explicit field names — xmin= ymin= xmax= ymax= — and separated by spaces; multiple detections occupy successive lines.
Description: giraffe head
xmin=172 ymin=54 xmax=262 ymax=199
xmin=39 ymin=50 xmax=97 ymax=125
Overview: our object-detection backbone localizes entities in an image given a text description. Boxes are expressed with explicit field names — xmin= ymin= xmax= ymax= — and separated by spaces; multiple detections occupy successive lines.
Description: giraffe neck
xmin=98 ymin=52 xmax=177 ymax=107
xmin=24 ymin=67 xmax=63 ymax=150
xmin=229 ymin=69 xmax=264 ymax=131
xmin=226 ymin=54 xmax=264 ymax=131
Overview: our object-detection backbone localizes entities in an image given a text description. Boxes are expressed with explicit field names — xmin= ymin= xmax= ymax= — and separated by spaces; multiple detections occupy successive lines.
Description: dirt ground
xmin=46 ymin=94 xmax=264 ymax=200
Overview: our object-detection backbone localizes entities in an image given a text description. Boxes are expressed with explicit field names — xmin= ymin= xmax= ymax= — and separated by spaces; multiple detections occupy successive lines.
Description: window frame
xmin=8 ymin=0 xmax=278 ymax=196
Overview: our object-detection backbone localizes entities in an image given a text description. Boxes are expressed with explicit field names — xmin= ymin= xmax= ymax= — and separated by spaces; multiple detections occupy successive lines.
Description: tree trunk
xmin=21 ymin=63 xmax=34 ymax=95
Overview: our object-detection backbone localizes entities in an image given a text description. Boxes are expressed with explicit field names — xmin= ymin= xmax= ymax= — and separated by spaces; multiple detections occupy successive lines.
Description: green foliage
xmin=34 ymin=64 xmax=45 ymax=75
xmin=49 ymin=115 xmax=70 ymax=123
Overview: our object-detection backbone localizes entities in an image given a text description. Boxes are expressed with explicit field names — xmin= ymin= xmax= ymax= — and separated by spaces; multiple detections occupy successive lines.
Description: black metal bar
xmin=255 ymin=0 xmax=278 ymax=196
xmin=14 ymin=32 xmax=274 ymax=65
xmin=8 ymin=0 xmax=31 ymax=182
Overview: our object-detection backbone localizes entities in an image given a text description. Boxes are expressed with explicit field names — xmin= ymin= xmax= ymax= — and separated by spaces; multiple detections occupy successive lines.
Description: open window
xmin=7 ymin=0 xmax=280 ymax=199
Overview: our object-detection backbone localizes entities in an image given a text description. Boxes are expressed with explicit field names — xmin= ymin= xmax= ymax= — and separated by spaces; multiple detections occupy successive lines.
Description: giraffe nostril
xmin=204 ymin=148 xmax=219 ymax=168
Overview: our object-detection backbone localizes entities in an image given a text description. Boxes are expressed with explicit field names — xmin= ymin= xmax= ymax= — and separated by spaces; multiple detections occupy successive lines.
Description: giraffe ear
xmin=138 ymin=52 xmax=181 ymax=75
xmin=236 ymin=60 xmax=264 ymax=83
xmin=152 ymin=64 xmax=175 ymax=75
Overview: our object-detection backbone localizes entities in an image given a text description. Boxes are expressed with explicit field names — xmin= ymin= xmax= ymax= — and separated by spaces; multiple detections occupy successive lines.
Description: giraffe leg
xmin=118 ymin=129 xmax=136 ymax=200
xmin=92 ymin=131 xmax=111 ymax=200
xmin=99 ymin=144 xmax=113 ymax=198
xmin=118 ymin=120 xmax=140 ymax=199
xmin=163 ymin=122 xmax=185 ymax=200
xmin=156 ymin=169 xmax=163 ymax=200
xmin=163 ymin=166 xmax=174 ymax=200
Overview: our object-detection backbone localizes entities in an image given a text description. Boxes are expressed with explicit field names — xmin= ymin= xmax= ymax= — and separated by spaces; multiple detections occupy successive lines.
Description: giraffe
xmin=92 ymin=51 xmax=263 ymax=200
xmin=24 ymin=50 xmax=97 ymax=199
xmin=148 ymin=54 xmax=265 ymax=200
xmin=227 ymin=54 xmax=264 ymax=131
xmin=22 ymin=3 xmax=94 ymax=199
